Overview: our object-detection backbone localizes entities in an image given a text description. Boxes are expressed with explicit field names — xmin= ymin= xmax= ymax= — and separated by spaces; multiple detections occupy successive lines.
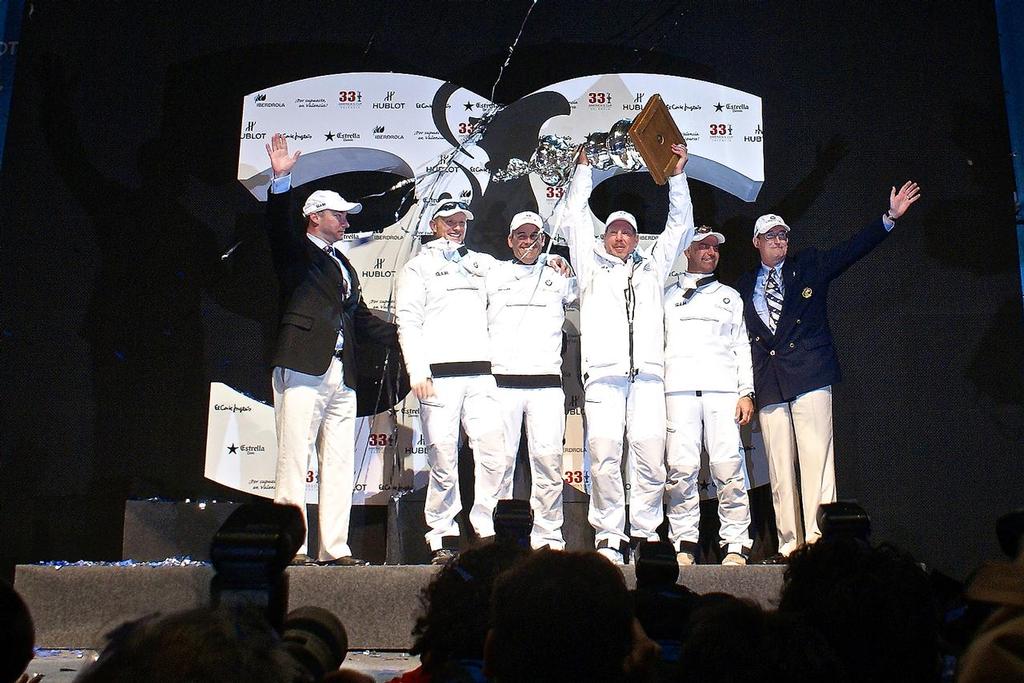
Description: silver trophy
xmin=492 ymin=119 xmax=644 ymax=187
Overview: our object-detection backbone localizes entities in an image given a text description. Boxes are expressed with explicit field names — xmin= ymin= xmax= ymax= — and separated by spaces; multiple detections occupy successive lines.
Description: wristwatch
xmin=742 ymin=392 xmax=755 ymax=402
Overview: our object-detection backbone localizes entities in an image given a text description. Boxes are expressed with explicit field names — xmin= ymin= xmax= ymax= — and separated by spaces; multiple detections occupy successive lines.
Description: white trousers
xmin=272 ymin=359 xmax=356 ymax=561
xmin=758 ymin=386 xmax=835 ymax=556
xmin=665 ymin=391 xmax=752 ymax=554
xmin=584 ymin=374 xmax=666 ymax=547
xmin=418 ymin=374 xmax=509 ymax=550
xmin=496 ymin=386 xmax=566 ymax=549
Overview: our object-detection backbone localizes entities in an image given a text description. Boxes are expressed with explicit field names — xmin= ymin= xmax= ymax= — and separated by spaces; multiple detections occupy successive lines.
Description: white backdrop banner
xmin=212 ymin=71 xmax=769 ymax=504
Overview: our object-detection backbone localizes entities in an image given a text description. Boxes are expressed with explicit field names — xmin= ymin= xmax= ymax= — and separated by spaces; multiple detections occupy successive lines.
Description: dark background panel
xmin=0 ymin=0 xmax=1021 ymax=579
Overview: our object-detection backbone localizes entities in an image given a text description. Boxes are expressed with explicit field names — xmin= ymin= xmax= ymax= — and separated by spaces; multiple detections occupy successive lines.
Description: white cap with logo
xmin=509 ymin=210 xmax=545 ymax=234
xmin=753 ymin=213 xmax=790 ymax=237
xmin=604 ymin=210 xmax=638 ymax=233
xmin=302 ymin=190 xmax=362 ymax=217
xmin=432 ymin=200 xmax=475 ymax=221
xmin=692 ymin=225 xmax=726 ymax=244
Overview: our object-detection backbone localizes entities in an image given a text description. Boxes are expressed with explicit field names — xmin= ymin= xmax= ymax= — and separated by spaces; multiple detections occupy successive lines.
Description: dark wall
xmin=1 ymin=1 xmax=1020 ymax=578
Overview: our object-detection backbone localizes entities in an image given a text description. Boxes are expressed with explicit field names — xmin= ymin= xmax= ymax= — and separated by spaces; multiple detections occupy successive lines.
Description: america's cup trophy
xmin=491 ymin=94 xmax=685 ymax=187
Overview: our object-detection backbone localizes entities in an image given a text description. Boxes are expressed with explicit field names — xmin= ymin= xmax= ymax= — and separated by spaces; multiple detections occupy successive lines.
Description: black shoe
xmin=431 ymin=548 xmax=458 ymax=565
xmin=758 ymin=553 xmax=788 ymax=565
xmin=289 ymin=553 xmax=316 ymax=566
xmin=318 ymin=556 xmax=371 ymax=566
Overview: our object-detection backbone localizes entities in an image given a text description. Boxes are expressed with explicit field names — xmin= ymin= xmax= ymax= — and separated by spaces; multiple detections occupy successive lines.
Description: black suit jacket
xmin=735 ymin=218 xmax=890 ymax=406
xmin=265 ymin=188 xmax=399 ymax=394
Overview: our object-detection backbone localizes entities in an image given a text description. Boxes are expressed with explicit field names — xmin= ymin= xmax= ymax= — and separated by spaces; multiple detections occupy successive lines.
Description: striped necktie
xmin=765 ymin=267 xmax=782 ymax=333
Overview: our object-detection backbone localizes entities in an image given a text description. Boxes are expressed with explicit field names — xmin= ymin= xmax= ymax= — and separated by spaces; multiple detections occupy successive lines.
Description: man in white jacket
xmin=663 ymin=226 xmax=755 ymax=566
xmin=395 ymin=200 xmax=508 ymax=564
xmin=486 ymin=211 xmax=578 ymax=549
xmin=560 ymin=144 xmax=694 ymax=564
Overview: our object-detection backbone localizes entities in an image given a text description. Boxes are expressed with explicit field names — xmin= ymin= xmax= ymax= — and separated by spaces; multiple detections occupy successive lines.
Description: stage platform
xmin=15 ymin=563 xmax=785 ymax=650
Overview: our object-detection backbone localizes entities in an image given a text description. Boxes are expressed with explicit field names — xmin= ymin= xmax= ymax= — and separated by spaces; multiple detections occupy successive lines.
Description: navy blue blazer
xmin=735 ymin=218 xmax=891 ymax=406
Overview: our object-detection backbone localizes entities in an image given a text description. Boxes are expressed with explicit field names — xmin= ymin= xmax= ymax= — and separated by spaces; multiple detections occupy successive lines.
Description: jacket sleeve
xmin=264 ymin=184 xmax=308 ymax=286
xmin=652 ymin=172 xmax=695 ymax=281
xmin=732 ymin=301 xmax=755 ymax=396
xmin=816 ymin=218 xmax=891 ymax=283
xmin=395 ymin=259 xmax=431 ymax=384
xmin=553 ymin=165 xmax=595 ymax=284
xmin=353 ymin=299 xmax=399 ymax=348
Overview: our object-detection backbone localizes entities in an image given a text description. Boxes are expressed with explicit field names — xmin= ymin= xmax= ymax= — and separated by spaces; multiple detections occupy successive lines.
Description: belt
xmin=430 ymin=361 xmax=491 ymax=378
xmin=494 ymin=374 xmax=562 ymax=389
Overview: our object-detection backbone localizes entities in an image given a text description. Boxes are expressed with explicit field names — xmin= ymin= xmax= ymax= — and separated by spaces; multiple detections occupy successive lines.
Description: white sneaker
xmin=597 ymin=547 xmax=624 ymax=566
xmin=676 ymin=551 xmax=696 ymax=566
xmin=721 ymin=552 xmax=747 ymax=566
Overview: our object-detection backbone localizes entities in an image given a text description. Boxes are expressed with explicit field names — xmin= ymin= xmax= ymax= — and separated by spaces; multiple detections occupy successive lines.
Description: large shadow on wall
xmin=26 ymin=43 xmax=429 ymax=558
xmin=33 ymin=56 xmax=236 ymax=556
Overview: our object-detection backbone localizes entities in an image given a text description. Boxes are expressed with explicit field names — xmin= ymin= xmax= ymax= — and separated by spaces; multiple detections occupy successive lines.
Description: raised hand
xmin=670 ymin=143 xmax=689 ymax=176
xmin=265 ymin=132 xmax=301 ymax=178
xmin=889 ymin=181 xmax=921 ymax=220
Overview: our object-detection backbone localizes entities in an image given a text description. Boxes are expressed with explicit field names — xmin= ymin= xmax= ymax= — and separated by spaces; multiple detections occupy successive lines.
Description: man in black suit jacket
xmin=264 ymin=133 xmax=399 ymax=565
xmin=736 ymin=181 xmax=920 ymax=558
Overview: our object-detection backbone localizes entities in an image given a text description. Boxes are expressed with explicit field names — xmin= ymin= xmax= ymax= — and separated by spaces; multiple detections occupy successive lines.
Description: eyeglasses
xmin=695 ymin=225 xmax=716 ymax=234
xmin=759 ymin=231 xmax=789 ymax=242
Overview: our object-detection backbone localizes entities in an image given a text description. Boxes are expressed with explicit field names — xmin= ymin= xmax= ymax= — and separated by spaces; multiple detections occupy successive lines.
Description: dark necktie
xmin=765 ymin=267 xmax=783 ymax=333
xmin=324 ymin=245 xmax=349 ymax=297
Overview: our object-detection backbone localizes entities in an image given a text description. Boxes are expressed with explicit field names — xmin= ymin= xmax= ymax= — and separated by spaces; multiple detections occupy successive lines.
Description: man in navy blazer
xmin=264 ymin=133 xmax=399 ymax=565
xmin=736 ymin=181 xmax=920 ymax=558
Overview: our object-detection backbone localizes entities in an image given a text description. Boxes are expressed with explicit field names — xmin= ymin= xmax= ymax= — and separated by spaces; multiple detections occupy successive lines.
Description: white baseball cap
xmin=302 ymin=190 xmax=362 ymax=217
xmin=432 ymin=199 xmax=475 ymax=221
xmin=509 ymin=210 xmax=545 ymax=234
xmin=692 ymin=225 xmax=726 ymax=244
xmin=753 ymin=213 xmax=790 ymax=237
xmin=604 ymin=210 xmax=638 ymax=233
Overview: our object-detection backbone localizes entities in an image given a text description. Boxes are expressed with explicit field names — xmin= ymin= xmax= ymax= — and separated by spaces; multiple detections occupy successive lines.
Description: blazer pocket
xmin=801 ymin=335 xmax=832 ymax=351
xmin=280 ymin=312 xmax=314 ymax=331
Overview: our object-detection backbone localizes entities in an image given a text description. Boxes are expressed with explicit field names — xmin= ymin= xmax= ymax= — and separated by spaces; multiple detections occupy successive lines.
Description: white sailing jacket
xmin=663 ymin=275 xmax=754 ymax=395
xmin=486 ymin=260 xmax=578 ymax=376
xmin=395 ymin=239 xmax=497 ymax=383
xmin=558 ymin=165 xmax=695 ymax=386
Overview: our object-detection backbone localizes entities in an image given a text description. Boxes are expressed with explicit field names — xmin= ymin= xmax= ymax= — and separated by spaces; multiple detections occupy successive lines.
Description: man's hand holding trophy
xmin=491 ymin=94 xmax=686 ymax=187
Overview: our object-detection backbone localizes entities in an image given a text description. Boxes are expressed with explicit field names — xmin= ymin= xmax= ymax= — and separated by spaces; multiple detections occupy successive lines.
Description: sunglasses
xmin=435 ymin=200 xmax=471 ymax=213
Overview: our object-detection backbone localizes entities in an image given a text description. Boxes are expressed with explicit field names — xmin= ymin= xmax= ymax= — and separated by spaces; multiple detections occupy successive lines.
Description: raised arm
xmin=818 ymin=180 xmax=922 ymax=282
xmin=553 ymin=159 xmax=596 ymax=283
xmin=263 ymin=134 xmax=308 ymax=280
xmin=651 ymin=144 xmax=695 ymax=279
